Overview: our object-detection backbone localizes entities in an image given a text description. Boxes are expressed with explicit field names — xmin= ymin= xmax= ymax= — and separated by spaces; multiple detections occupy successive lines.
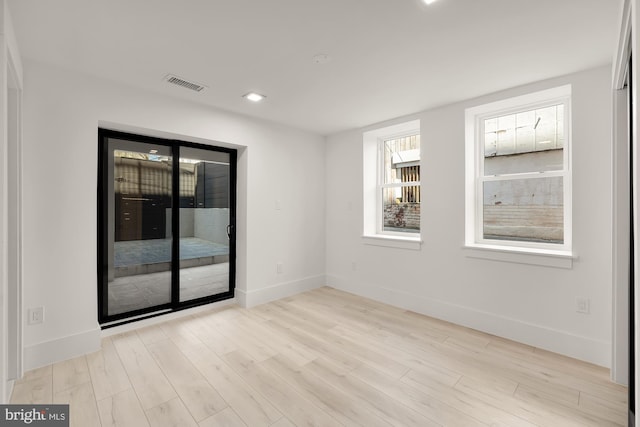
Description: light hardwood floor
xmin=10 ymin=287 xmax=628 ymax=426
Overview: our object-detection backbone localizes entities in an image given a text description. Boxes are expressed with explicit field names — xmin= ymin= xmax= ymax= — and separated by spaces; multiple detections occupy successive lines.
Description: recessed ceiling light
xmin=243 ymin=92 xmax=265 ymax=102
xmin=423 ymin=0 xmax=438 ymax=4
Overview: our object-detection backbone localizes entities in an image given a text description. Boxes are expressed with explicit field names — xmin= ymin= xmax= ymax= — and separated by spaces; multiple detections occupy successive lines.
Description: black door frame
xmin=97 ymin=128 xmax=237 ymax=327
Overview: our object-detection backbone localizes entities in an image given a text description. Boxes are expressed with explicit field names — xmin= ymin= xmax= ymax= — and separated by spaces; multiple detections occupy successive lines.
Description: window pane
xmin=383 ymin=135 xmax=420 ymax=184
xmin=483 ymin=177 xmax=563 ymax=244
xmin=380 ymin=134 xmax=420 ymax=233
xmin=484 ymin=104 xmax=564 ymax=175
xmin=382 ymin=187 xmax=420 ymax=233
xmin=179 ymin=147 xmax=231 ymax=303
xmin=109 ymin=141 xmax=173 ymax=316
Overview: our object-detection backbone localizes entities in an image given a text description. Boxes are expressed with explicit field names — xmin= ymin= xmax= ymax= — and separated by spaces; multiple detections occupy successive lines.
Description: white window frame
xmin=363 ymin=120 xmax=422 ymax=250
xmin=464 ymin=85 xmax=573 ymax=262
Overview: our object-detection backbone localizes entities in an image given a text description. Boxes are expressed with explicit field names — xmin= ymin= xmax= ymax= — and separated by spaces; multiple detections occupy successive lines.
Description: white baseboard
xmin=21 ymin=277 xmax=323 ymax=372
xmin=24 ymin=327 xmax=102 ymax=371
xmin=326 ymin=275 xmax=610 ymax=368
xmin=24 ymin=299 xmax=238 ymax=371
xmin=237 ymin=275 xmax=326 ymax=308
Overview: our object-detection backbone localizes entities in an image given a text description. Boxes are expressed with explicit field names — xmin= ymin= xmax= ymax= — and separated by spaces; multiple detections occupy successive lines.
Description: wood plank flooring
xmin=10 ymin=287 xmax=628 ymax=426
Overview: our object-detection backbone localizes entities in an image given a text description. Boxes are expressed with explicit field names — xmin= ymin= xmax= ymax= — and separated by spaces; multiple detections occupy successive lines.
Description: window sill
xmin=463 ymin=244 xmax=576 ymax=269
xmin=362 ymin=234 xmax=422 ymax=250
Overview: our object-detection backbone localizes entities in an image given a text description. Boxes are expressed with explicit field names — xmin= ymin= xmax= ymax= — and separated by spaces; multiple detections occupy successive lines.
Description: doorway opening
xmin=98 ymin=129 xmax=236 ymax=326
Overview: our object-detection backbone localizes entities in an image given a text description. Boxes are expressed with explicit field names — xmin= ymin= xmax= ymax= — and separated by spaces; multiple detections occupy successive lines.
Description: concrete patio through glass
xmin=108 ymin=237 xmax=230 ymax=316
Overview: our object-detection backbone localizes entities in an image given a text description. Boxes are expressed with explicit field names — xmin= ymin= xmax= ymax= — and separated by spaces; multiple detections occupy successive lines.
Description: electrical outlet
xmin=576 ymin=297 xmax=590 ymax=314
xmin=276 ymin=263 xmax=284 ymax=274
xmin=351 ymin=261 xmax=357 ymax=271
xmin=28 ymin=307 xmax=44 ymax=325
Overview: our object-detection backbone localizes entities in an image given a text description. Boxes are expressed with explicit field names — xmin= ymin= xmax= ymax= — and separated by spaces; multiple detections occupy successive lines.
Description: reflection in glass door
xmin=106 ymin=138 xmax=173 ymax=317
xmin=98 ymin=129 xmax=236 ymax=325
xmin=178 ymin=147 xmax=231 ymax=303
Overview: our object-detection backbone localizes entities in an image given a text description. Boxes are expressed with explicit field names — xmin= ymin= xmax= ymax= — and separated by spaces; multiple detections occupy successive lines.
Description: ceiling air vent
xmin=163 ymin=74 xmax=207 ymax=92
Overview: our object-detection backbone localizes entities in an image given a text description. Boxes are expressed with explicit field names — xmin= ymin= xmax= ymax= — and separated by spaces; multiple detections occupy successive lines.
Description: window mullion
xmin=380 ymin=182 xmax=421 ymax=189
xmin=482 ymin=170 xmax=565 ymax=182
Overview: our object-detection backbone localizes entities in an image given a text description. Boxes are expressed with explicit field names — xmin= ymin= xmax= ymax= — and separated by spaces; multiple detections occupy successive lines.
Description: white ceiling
xmin=7 ymin=0 xmax=621 ymax=136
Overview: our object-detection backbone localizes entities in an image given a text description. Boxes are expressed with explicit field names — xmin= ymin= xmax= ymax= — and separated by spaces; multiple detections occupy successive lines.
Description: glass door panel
xmin=105 ymin=138 xmax=173 ymax=317
xmin=178 ymin=147 xmax=231 ymax=302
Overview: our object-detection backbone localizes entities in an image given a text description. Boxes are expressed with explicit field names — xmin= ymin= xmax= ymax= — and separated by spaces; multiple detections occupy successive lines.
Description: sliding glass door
xmin=178 ymin=147 xmax=232 ymax=303
xmin=104 ymin=138 xmax=173 ymax=317
xmin=98 ymin=129 xmax=236 ymax=325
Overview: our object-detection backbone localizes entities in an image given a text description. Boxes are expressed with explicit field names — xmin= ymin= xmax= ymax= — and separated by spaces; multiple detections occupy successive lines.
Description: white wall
xmin=21 ymin=59 xmax=326 ymax=369
xmin=326 ymin=65 xmax=613 ymax=367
